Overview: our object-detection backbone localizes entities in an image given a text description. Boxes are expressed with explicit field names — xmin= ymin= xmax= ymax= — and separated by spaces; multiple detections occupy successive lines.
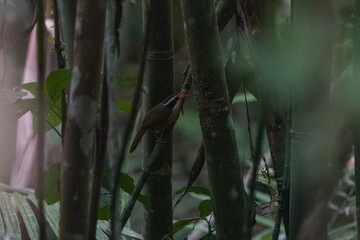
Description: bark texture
xmin=59 ymin=0 xmax=106 ymax=239
xmin=181 ymin=0 xmax=246 ymax=239
xmin=142 ymin=0 xmax=174 ymax=239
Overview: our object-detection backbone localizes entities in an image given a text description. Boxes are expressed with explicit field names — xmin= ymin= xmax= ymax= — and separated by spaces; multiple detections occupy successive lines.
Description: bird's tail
xmin=130 ymin=127 xmax=147 ymax=153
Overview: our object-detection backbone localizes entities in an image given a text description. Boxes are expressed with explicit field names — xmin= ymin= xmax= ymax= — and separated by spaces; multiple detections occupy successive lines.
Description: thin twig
xmin=245 ymin=114 xmax=266 ymax=238
xmin=35 ymin=0 xmax=46 ymax=238
xmin=53 ymin=0 xmax=67 ymax=145
xmin=88 ymin=60 xmax=108 ymax=240
xmin=244 ymin=85 xmax=255 ymax=161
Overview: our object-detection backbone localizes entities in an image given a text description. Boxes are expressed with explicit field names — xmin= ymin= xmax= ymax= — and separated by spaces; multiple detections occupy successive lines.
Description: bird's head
xmin=163 ymin=90 xmax=188 ymax=109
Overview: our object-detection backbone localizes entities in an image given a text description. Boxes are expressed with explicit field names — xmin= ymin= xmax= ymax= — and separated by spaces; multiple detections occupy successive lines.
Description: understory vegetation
xmin=1 ymin=0 xmax=360 ymax=239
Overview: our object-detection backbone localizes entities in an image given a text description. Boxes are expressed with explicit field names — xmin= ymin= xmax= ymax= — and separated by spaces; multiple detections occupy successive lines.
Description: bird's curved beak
xmin=177 ymin=90 xmax=189 ymax=99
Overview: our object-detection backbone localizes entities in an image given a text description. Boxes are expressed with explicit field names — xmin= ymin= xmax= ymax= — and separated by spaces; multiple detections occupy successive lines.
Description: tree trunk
xmin=59 ymin=0 xmax=106 ymax=239
xmin=142 ymin=1 xmax=174 ymax=239
xmin=289 ymin=0 xmax=334 ymax=239
xmin=180 ymin=0 xmax=246 ymax=239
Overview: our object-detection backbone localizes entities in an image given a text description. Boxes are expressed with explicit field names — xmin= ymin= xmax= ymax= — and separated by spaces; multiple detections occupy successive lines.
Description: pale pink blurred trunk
xmin=11 ymin=19 xmax=63 ymax=188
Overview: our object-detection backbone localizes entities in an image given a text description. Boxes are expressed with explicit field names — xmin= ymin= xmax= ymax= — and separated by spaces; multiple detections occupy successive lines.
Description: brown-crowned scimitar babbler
xmin=129 ymin=90 xmax=188 ymax=153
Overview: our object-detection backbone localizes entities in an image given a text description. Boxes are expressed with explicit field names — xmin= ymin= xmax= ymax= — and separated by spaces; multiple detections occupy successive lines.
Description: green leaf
xmin=102 ymin=170 xmax=151 ymax=212
xmin=35 ymin=163 xmax=61 ymax=205
xmin=97 ymin=205 xmax=110 ymax=220
xmin=254 ymin=180 xmax=272 ymax=193
xmin=198 ymin=199 xmax=213 ymax=217
xmin=21 ymin=82 xmax=39 ymax=96
xmin=115 ymin=76 xmax=137 ymax=87
xmin=47 ymin=36 xmax=55 ymax=42
xmin=172 ymin=218 xmax=201 ymax=234
xmin=175 ymin=186 xmax=211 ymax=197
xmin=233 ymin=92 xmax=257 ymax=103
xmin=117 ymin=100 xmax=132 ymax=113
xmin=32 ymin=100 xmax=62 ymax=133
xmin=45 ymin=69 xmax=71 ymax=102
xmin=12 ymin=99 xmax=37 ymax=119
xmin=119 ymin=172 xmax=151 ymax=212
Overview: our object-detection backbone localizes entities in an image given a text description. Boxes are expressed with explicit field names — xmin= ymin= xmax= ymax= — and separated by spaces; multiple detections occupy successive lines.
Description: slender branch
xmin=53 ymin=0 xmax=67 ymax=145
xmin=244 ymin=115 xmax=265 ymax=238
xmin=353 ymin=0 xmax=360 ymax=236
xmin=35 ymin=0 xmax=46 ymax=238
xmin=88 ymin=63 xmax=109 ymax=240
xmin=53 ymin=0 xmax=66 ymax=69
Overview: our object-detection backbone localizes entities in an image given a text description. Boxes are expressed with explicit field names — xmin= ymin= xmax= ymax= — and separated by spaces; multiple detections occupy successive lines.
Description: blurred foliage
xmin=15 ymin=69 xmax=71 ymax=134
xmin=5 ymin=0 xmax=360 ymax=238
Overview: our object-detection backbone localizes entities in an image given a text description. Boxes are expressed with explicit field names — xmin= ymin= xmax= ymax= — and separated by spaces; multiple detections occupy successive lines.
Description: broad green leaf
xmin=117 ymin=100 xmax=132 ymax=113
xmin=115 ymin=76 xmax=137 ymax=87
xmin=172 ymin=218 xmax=201 ymax=234
xmin=45 ymin=69 xmax=71 ymax=102
xmin=21 ymin=82 xmax=39 ymax=96
xmin=32 ymin=101 xmax=62 ymax=134
xmin=118 ymin=172 xmax=151 ymax=212
xmin=12 ymin=99 xmax=37 ymax=119
xmin=198 ymin=199 xmax=212 ymax=217
xmin=119 ymin=172 xmax=136 ymax=194
xmin=254 ymin=180 xmax=272 ymax=193
xmin=35 ymin=163 xmax=60 ymax=205
xmin=97 ymin=205 xmax=110 ymax=220
xmin=175 ymin=186 xmax=211 ymax=197
xmin=233 ymin=92 xmax=257 ymax=103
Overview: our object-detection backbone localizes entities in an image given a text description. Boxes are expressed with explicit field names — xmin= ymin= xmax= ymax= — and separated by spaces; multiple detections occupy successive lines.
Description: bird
xmin=129 ymin=90 xmax=188 ymax=153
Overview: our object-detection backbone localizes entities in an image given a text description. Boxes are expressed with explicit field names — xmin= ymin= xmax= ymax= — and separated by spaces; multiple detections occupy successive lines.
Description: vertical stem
xmin=355 ymin=138 xmax=360 ymax=239
xmin=88 ymin=66 xmax=109 ymax=240
xmin=35 ymin=0 xmax=46 ymax=239
xmin=245 ymin=118 xmax=265 ymax=239
xmin=142 ymin=0 xmax=174 ymax=239
xmin=353 ymin=0 xmax=360 ymax=237
xmin=57 ymin=0 xmax=76 ymax=67
xmin=59 ymin=0 xmax=106 ymax=238
xmin=289 ymin=0 xmax=334 ymax=239
xmin=180 ymin=0 xmax=246 ymax=239
xmin=53 ymin=0 xmax=67 ymax=144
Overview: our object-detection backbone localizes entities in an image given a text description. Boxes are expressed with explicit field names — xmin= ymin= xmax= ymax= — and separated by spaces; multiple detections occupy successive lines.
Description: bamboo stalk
xmin=35 ymin=0 xmax=46 ymax=239
xmin=141 ymin=0 xmax=175 ymax=239
xmin=353 ymin=0 xmax=360 ymax=237
xmin=88 ymin=65 xmax=109 ymax=240
xmin=180 ymin=0 xmax=246 ymax=238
